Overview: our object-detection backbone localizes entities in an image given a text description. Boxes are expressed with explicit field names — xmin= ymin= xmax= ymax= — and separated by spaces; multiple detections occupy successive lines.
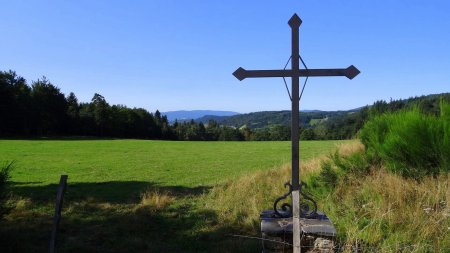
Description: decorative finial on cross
xmin=288 ymin=13 xmax=302 ymax=27
xmin=233 ymin=13 xmax=360 ymax=253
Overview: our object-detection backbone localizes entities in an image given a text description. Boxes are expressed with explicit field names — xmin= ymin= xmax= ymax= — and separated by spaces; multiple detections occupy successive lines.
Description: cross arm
xmin=233 ymin=65 xmax=360 ymax=81
xmin=233 ymin=68 xmax=292 ymax=81
xmin=305 ymin=65 xmax=360 ymax=79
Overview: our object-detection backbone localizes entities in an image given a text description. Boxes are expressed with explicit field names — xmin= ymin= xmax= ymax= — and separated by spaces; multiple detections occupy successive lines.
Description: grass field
xmin=0 ymin=139 xmax=349 ymax=252
xmin=1 ymin=140 xmax=346 ymax=190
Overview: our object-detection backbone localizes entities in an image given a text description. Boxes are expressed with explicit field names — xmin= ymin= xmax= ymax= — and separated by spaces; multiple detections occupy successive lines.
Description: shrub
xmin=359 ymin=100 xmax=450 ymax=178
xmin=318 ymin=161 xmax=339 ymax=188
xmin=0 ymin=161 xmax=13 ymax=217
xmin=331 ymin=150 xmax=371 ymax=175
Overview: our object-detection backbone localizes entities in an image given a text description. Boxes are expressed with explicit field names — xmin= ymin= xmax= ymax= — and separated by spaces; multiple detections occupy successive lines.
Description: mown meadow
xmin=0 ymin=139 xmax=347 ymax=187
xmin=0 ymin=139 xmax=348 ymax=252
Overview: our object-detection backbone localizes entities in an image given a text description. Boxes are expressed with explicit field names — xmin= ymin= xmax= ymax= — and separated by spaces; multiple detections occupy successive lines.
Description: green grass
xmin=0 ymin=139 xmax=349 ymax=252
xmin=0 ymin=139 xmax=346 ymax=187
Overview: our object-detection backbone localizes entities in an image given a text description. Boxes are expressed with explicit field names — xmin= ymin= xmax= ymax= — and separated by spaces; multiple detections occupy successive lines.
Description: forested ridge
xmin=1 ymin=70 xmax=449 ymax=141
xmin=0 ymin=70 xmax=243 ymax=140
xmin=201 ymin=93 xmax=450 ymax=140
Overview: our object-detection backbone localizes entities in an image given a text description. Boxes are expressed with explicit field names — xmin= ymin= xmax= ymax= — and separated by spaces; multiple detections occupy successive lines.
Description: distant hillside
xmin=197 ymin=110 xmax=350 ymax=129
xmin=310 ymin=93 xmax=450 ymax=139
xmin=163 ymin=110 xmax=240 ymax=122
xmin=197 ymin=92 xmax=450 ymax=140
xmin=195 ymin=115 xmax=230 ymax=123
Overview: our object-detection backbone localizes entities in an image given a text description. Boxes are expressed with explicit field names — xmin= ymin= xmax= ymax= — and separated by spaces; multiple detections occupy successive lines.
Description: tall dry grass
xmin=134 ymin=189 xmax=175 ymax=214
xmin=202 ymin=141 xmax=449 ymax=252
xmin=202 ymin=142 xmax=363 ymax=232
xmin=329 ymin=170 xmax=449 ymax=252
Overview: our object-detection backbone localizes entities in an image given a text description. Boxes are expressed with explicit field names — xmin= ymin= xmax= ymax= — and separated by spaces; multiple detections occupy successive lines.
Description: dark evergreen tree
xmin=91 ymin=93 xmax=110 ymax=136
xmin=66 ymin=92 xmax=80 ymax=134
xmin=0 ymin=70 xmax=31 ymax=135
xmin=31 ymin=77 xmax=68 ymax=135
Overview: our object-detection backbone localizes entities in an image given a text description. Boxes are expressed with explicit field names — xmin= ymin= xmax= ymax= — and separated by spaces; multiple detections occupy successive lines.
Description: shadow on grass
xmin=10 ymin=181 xmax=43 ymax=186
xmin=1 ymin=181 xmax=258 ymax=253
xmin=10 ymin=180 xmax=210 ymax=204
xmin=1 ymin=136 xmax=120 ymax=141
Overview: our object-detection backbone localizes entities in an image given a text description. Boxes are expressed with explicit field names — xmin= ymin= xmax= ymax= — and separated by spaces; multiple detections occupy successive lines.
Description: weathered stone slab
xmin=260 ymin=209 xmax=336 ymax=252
xmin=260 ymin=210 xmax=336 ymax=237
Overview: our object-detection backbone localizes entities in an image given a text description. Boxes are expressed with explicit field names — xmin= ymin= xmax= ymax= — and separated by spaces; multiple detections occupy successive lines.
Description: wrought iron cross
xmin=232 ymin=13 xmax=359 ymax=253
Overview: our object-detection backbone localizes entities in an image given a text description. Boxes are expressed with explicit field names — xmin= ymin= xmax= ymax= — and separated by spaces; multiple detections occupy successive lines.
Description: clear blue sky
xmin=1 ymin=1 xmax=449 ymax=113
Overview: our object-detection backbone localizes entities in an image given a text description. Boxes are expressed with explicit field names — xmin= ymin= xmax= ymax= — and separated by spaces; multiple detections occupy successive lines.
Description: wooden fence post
xmin=49 ymin=175 xmax=68 ymax=253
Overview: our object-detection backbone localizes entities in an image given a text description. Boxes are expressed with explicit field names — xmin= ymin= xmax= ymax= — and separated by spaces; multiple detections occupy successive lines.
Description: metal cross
xmin=232 ymin=13 xmax=359 ymax=253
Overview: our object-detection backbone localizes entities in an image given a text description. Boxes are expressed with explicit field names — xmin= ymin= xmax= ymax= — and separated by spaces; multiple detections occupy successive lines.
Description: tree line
xmin=309 ymin=93 xmax=450 ymax=140
xmin=0 ymin=70 xmax=249 ymax=140
xmin=3 ymin=70 xmax=448 ymax=141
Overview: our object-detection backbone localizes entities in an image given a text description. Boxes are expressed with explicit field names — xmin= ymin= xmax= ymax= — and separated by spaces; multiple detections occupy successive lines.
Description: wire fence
xmin=229 ymin=233 xmax=449 ymax=252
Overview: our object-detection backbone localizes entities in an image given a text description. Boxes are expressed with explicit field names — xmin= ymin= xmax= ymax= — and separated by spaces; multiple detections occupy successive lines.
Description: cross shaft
xmin=233 ymin=13 xmax=359 ymax=253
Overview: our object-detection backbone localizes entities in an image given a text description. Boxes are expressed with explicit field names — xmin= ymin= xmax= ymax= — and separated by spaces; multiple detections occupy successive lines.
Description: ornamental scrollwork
xmin=273 ymin=182 xmax=293 ymax=218
xmin=272 ymin=181 xmax=318 ymax=219
xmin=299 ymin=182 xmax=317 ymax=218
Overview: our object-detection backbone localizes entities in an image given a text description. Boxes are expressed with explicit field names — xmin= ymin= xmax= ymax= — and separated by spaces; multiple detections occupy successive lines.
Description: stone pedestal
xmin=260 ymin=210 xmax=336 ymax=253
